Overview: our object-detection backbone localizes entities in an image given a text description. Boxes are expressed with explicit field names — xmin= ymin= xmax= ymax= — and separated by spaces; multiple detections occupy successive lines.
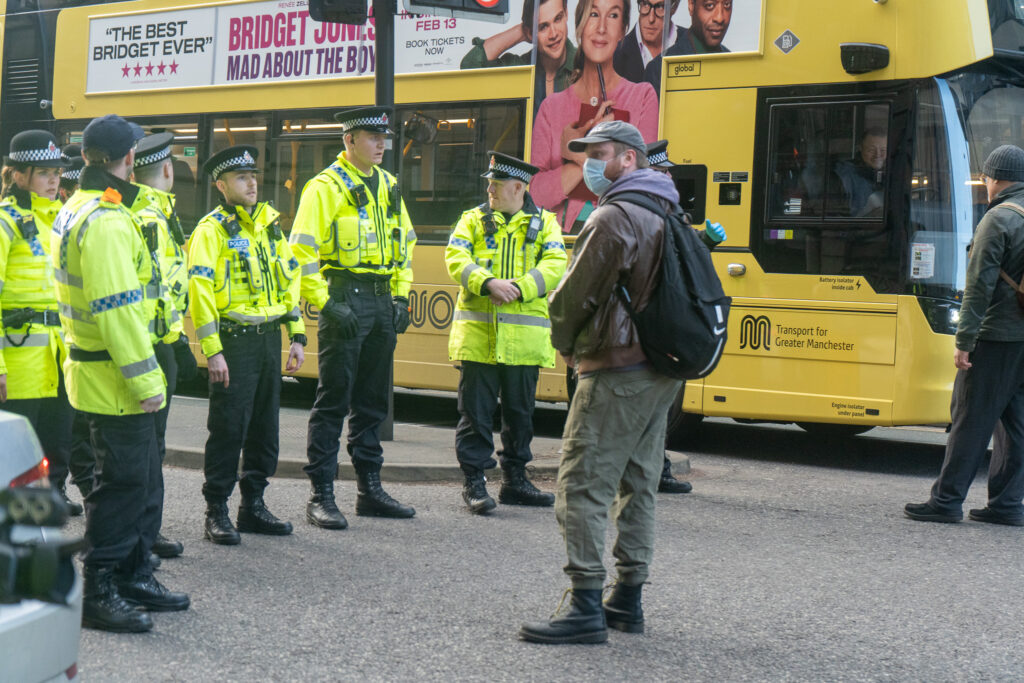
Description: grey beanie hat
xmin=983 ymin=144 xmax=1024 ymax=182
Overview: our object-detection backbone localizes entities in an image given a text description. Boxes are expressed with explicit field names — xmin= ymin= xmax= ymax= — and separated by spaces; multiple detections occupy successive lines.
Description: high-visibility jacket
xmin=134 ymin=185 xmax=188 ymax=316
xmin=52 ymin=168 xmax=166 ymax=415
xmin=0 ymin=188 xmax=65 ymax=398
xmin=188 ymin=202 xmax=304 ymax=358
xmin=445 ymin=195 xmax=567 ymax=367
xmin=128 ymin=188 xmax=183 ymax=347
xmin=289 ymin=153 xmax=416 ymax=308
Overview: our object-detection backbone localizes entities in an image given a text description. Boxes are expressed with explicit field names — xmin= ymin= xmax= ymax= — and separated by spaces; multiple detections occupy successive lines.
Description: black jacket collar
xmin=79 ymin=165 xmax=140 ymax=207
xmin=5 ymin=185 xmax=33 ymax=210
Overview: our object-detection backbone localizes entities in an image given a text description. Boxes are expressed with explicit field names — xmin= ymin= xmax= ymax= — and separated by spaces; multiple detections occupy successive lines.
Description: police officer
xmin=59 ymin=155 xmax=84 ymax=203
xmin=645 ymin=139 xmax=725 ymax=494
xmin=130 ymin=131 xmax=196 ymax=559
xmin=188 ymin=145 xmax=305 ymax=545
xmin=290 ymin=107 xmax=417 ymax=527
xmin=445 ymin=152 xmax=567 ymax=513
xmin=0 ymin=130 xmax=76 ymax=513
xmin=54 ymin=115 xmax=189 ymax=633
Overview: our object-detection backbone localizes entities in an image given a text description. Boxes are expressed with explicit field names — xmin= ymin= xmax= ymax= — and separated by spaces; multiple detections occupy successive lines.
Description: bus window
xmin=397 ymin=102 xmax=524 ymax=242
xmin=274 ymin=112 xmax=344 ymax=233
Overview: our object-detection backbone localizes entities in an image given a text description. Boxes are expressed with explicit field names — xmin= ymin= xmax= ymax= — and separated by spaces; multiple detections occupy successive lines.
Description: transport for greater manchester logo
xmin=739 ymin=314 xmax=771 ymax=350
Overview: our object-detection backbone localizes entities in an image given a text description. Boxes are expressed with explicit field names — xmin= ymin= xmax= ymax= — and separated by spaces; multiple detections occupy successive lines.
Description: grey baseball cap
xmin=568 ymin=121 xmax=646 ymax=154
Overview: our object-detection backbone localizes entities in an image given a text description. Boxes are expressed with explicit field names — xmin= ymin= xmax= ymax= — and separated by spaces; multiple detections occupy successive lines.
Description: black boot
xmin=152 ymin=533 xmax=184 ymax=558
xmin=499 ymin=465 xmax=554 ymax=507
xmin=658 ymin=457 xmax=692 ymax=494
xmin=117 ymin=573 xmax=190 ymax=612
xmin=462 ymin=472 xmax=497 ymax=515
xmin=56 ymin=481 xmax=83 ymax=517
xmin=355 ymin=471 xmax=415 ymax=518
xmin=82 ymin=566 xmax=153 ymax=633
xmin=306 ymin=481 xmax=348 ymax=529
xmin=204 ymin=502 xmax=241 ymax=545
xmin=237 ymin=497 xmax=294 ymax=535
xmin=519 ymin=589 xmax=608 ymax=644
xmin=603 ymin=582 xmax=644 ymax=633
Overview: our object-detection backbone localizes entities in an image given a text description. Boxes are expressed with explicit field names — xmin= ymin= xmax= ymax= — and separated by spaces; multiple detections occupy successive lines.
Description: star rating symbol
xmin=169 ymin=60 xmax=179 ymax=74
xmin=145 ymin=62 xmax=154 ymax=75
xmin=121 ymin=63 xmax=130 ymax=78
xmin=133 ymin=63 xmax=142 ymax=76
xmin=157 ymin=61 xmax=166 ymax=75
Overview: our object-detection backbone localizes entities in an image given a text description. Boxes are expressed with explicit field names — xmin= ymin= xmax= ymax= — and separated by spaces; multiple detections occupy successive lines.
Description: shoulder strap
xmin=607 ymin=191 xmax=671 ymax=219
xmin=996 ymin=202 xmax=1024 ymax=290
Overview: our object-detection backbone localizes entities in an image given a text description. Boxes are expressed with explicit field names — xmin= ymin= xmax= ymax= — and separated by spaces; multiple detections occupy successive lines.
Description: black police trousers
xmin=80 ymin=411 xmax=160 ymax=576
xmin=3 ymin=366 xmax=74 ymax=486
xmin=68 ymin=342 xmax=177 ymax=496
xmin=202 ymin=328 xmax=282 ymax=504
xmin=305 ymin=279 xmax=397 ymax=483
xmin=455 ymin=361 xmax=539 ymax=475
xmin=930 ymin=339 xmax=1024 ymax=516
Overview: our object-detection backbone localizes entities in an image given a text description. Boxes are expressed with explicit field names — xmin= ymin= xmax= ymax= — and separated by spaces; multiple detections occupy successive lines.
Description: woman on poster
xmin=530 ymin=0 xmax=658 ymax=232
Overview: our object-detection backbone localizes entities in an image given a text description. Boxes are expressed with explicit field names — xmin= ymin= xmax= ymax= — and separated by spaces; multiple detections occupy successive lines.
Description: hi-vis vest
xmin=0 ymin=190 xmax=64 ymax=398
xmin=445 ymin=196 xmax=567 ymax=367
xmin=289 ymin=153 xmax=416 ymax=309
xmin=52 ymin=184 xmax=166 ymax=415
xmin=134 ymin=185 xmax=188 ymax=316
xmin=187 ymin=202 xmax=304 ymax=358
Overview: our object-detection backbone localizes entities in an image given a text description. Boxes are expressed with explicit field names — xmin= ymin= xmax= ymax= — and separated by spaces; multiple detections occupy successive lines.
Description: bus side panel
xmin=892 ymin=296 xmax=955 ymax=425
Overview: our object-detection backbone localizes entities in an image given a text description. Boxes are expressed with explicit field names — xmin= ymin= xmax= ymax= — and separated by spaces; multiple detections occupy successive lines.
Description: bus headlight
xmin=917 ymin=297 xmax=961 ymax=335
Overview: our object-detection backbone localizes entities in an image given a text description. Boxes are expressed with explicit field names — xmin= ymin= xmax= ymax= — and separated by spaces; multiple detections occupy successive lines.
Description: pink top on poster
xmin=530 ymin=78 xmax=659 ymax=231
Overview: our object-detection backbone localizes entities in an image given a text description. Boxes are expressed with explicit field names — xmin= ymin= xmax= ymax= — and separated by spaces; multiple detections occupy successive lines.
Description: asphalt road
xmin=67 ymin=416 xmax=1024 ymax=682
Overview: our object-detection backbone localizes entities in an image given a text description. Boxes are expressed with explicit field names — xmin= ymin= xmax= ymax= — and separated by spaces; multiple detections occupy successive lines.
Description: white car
xmin=0 ymin=410 xmax=82 ymax=683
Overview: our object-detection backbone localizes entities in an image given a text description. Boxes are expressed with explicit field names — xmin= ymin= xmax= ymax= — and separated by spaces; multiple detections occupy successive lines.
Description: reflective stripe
xmin=0 ymin=278 xmax=3 ymax=294
xmin=59 ymin=302 xmax=94 ymax=324
xmin=453 ymin=310 xmax=490 ymax=323
xmin=365 ymin=232 xmax=377 ymax=244
xmin=528 ymin=269 xmax=546 ymax=296
xmin=189 ymin=265 xmax=214 ymax=279
xmin=144 ymin=281 xmax=163 ymax=299
xmin=89 ymin=288 xmax=143 ymax=314
xmin=292 ymin=232 xmax=318 ymax=248
xmin=196 ymin=320 xmax=219 ymax=338
xmin=170 ymin=309 xmax=181 ymax=324
xmin=0 ymin=333 xmax=51 ymax=349
xmin=497 ymin=312 xmax=550 ymax=328
xmin=54 ymin=268 xmax=83 ymax=289
xmin=407 ymin=227 xmax=417 ymax=242
xmin=461 ymin=264 xmax=481 ymax=289
xmin=542 ymin=241 xmax=566 ymax=252
xmin=225 ymin=311 xmax=271 ymax=324
xmin=120 ymin=354 xmax=159 ymax=379
xmin=0 ymin=217 xmax=14 ymax=240
xmin=448 ymin=237 xmax=473 ymax=252
xmin=301 ymin=262 xmax=319 ymax=275
xmin=289 ymin=306 xmax=300 ymax=318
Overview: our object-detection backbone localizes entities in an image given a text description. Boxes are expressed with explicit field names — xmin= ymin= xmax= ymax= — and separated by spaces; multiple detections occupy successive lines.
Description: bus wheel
xmin=796 ymin=422 xmax=874 ymax=437
xmin=666 ymin=384 xmax=703 ymax=449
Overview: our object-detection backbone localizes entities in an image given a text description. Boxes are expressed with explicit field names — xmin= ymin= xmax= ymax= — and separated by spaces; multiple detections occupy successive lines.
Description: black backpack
xmin=609 ymin=191 xmax=731 ymax=380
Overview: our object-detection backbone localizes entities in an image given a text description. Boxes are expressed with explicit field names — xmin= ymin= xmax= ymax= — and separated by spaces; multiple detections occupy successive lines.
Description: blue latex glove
xmin=705 ymin=219 xmax=726 ymax=244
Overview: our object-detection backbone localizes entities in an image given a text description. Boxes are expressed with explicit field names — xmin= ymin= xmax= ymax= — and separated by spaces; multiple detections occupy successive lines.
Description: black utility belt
xmin=2 ymin=308 xmax=61 ymax=327
xmin=219 ymin=319 xmax=281 ymax=336
xmin=69 ymin=347 xmax=112 ymax=362
xmin=326 ymin=271 xmax=391 ymax=296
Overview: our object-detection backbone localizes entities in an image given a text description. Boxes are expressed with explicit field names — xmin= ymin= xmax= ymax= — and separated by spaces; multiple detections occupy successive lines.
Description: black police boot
xmin=306 ymin=481 xmax=348 ymax=530
xmin=519 ymin=589 xmax=608 ymax=644
xmin=56 ymin=481 xmax=83 ymax=517
xmin=603 ymin=582 xmax=644 ymax=633
xmin=117 ymin=573 xmax=190 ymax=612
xmin=499 ymin=465 xmax=554 ymax=507
xmin=152 ymin=533 xmax=184 ymax=559
xmin=82 ymin=566 xmax=153 ymax=633
xmin=237 ymin=497 xmax=294 ymax=535
xmin=463 ymin=472 xmax=497 ymax=515
xmin=355 ymin=470 xmax=415 ymax=518
xmin=658 ymin=457 xmax=692 ymax=494
xmin=204 ymin=502 xmax=241 ymax=545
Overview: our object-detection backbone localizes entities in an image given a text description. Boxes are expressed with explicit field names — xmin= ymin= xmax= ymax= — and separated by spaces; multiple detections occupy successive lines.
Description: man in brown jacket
xmin=519 ymin=121 xmax=683 ymax=644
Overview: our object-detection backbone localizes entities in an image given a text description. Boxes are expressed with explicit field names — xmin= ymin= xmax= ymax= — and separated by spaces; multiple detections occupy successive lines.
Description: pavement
xmin=164 ymin=392 xmax=692 ymax=483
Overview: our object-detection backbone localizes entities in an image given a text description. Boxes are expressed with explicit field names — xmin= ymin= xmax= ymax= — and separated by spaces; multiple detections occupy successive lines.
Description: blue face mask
xmin=582 ymin=157 xmax=614 ymax=196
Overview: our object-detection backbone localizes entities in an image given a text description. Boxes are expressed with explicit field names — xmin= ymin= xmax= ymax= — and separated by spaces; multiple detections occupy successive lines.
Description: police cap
xmin=646 ymin=139 xmax=674 ymax=169
xmin=82 ymin=115 xmax=145 ymax=163
xmin=481 ymin=151 xmax=539 ymax=184
xmin=334 ymin=106 xmax=395 ymax=135
xmin=62 ymin=143 xmax=82 ymax=159
xmin=203 ymin=145 xmax=260 ymax=180
xmin=5 ymin=130 xmax=69 ymax=168
xmin=62 ymin=157 xmax=85 ymax=183
xmin=134 ymin=132 xmax=175 ymax=169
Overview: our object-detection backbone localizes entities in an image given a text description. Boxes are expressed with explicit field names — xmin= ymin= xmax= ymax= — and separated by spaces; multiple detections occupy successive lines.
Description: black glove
xmin=172 ymin=334 xmax=198 ymax=383
xmin=320 ymin=297 xmax=359 ymax=339
xmin=393 ymin=296 xmax=411 ymax=334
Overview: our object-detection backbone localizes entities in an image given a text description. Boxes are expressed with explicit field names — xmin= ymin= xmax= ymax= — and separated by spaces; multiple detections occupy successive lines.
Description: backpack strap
xmin=996 ymin=202 xmax=1024 ymax=293
xmin=607 ymin=191 xmax=672 ymax=219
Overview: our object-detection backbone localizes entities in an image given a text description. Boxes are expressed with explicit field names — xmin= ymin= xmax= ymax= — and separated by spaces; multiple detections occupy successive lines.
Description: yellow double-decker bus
xmin=1 ymin=0 xmax=1020 ymax=442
